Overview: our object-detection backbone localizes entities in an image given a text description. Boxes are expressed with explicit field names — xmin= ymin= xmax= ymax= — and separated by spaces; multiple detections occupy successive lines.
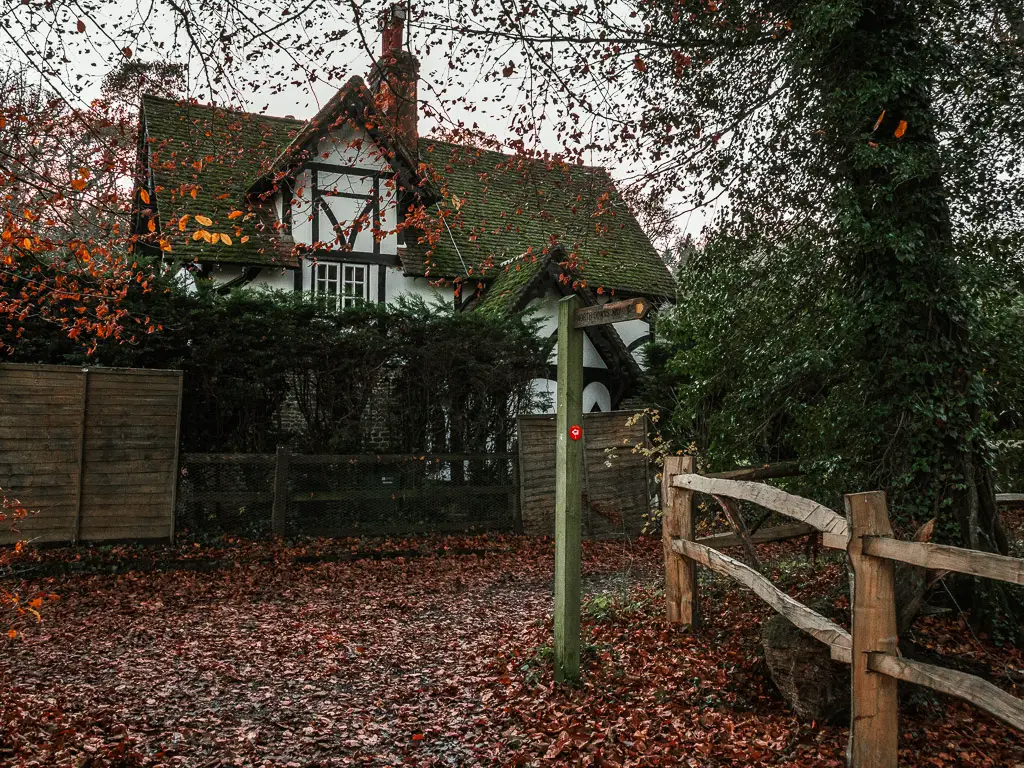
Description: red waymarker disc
xmin=569 ymin=425 xmax=582 ymax=441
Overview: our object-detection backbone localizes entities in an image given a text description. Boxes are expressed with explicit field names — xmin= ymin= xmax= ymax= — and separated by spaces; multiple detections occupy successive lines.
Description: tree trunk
xmin=817 ymin=0 xmax=1017 ymax=632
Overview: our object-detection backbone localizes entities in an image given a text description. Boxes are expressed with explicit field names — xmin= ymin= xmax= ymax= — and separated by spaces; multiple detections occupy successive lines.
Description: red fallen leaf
xmin=412 ymin=733 xmax=424 ymax=741
xmin=544 ymin=730 xmax=571 ymax=759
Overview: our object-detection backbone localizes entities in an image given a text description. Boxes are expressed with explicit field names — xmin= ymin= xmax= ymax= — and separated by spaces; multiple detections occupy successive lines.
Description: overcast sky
xmin=2 ymin=0 xmax=707 ymax=243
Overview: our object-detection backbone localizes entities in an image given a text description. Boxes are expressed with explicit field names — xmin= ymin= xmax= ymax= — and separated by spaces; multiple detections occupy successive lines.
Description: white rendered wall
xmin=528 ymin=379 xmax=612 ymax=415
xmin=583 ymin=381 xmax=612 ymax=413
xmin=199 ymin=264 xmax=296 ymax=292
xmin=302 ymin=127 xmax=399 ymax=255
xmin=530 ymin=378 xmax=557 ymax=415
xmin=384 ymin=266 xmax=457 ymax=305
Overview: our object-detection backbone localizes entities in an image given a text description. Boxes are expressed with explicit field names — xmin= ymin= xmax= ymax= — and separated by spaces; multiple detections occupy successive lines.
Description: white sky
xmin=1 ymin=0 xmax=709 ymax=245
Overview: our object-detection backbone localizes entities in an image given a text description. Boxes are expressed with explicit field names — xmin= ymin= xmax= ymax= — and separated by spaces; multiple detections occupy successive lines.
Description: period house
xmin=131 ymin=6 xmax=674 ymax=413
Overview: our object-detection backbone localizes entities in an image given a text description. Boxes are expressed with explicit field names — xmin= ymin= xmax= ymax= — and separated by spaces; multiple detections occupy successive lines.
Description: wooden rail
xmin=661 ymin=465 xmax=1024 ymax=768
xmin=671 ymin=473 xmax=851 ymax=546
xmin=695 ymin=521 xmax=816 ymax=550
xmin=672 ymin=538 xmax=852 ymax=662
xmin=863 ymin=536 xmax=1024 ymax=585
xmin=868 ymin=653 xmax=1024 ymax=731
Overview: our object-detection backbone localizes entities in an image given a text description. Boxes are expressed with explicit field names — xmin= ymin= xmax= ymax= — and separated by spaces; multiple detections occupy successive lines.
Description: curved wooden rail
xmin=671 ymin=474 xmax=850 ymax=545
xmin=672 ymin=538 xmax=852 ymax=663
xmin=869 ymin=652 xmax=1024 ymax=731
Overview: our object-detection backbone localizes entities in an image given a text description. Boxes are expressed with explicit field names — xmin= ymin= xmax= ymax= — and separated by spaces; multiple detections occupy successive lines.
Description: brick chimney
xmin=369 ymin=4 xmax=419 ymax=157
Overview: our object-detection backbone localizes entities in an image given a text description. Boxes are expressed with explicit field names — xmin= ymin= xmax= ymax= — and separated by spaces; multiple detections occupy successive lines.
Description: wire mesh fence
xmin=177 ymin=454 xmax=276 ymax=538
xmin=176 ymin=451 xmax=519 ymax=538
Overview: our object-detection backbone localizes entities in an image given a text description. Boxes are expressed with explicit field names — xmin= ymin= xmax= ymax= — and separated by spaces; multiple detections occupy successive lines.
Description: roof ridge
xmin=140 ymin=93 xmax=305 ymax=126
xmin=420 ymin=136 xmax=610 ymax=175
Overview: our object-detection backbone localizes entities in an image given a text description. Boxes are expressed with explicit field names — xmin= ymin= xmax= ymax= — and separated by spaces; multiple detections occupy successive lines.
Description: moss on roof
xmin=138 ymin=96 xmax=673 ymax=298
xmin=139 ymin=95 xmax=302 ymax=265
xmin=409 ymin=139 xmax=674 ymax=300
xmin=471 ymin=251 xmax=553 ymax=316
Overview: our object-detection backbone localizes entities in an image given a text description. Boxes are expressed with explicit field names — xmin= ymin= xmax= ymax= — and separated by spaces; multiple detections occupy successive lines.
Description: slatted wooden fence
xmin=662 ymin=457 xmax=1024 ymax=768
xmin=0 ymin=363 xmax=182 ymax=544
xmin=518 ymin=410 xmax=651 ymax=537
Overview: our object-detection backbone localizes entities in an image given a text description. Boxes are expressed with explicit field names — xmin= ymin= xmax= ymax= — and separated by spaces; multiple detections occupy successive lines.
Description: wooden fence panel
xmin=0 ymin=364 xmax=181 ymax=545
xmin=518 ymin=410 xmax=650 ymax=537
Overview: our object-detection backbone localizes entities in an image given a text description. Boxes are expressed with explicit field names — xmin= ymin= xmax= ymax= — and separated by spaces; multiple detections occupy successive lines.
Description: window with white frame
xmin=314 ymin=262 xmax=368 ymax=308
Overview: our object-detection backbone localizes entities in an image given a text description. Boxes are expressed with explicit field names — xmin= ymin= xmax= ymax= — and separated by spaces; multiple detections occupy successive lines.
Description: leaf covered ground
xmin=1 ymin=534 xmax=1022 ymax=767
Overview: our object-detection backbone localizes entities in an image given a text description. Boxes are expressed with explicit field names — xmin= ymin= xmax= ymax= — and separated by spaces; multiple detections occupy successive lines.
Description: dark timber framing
xmin=305 ymin=162 xmax=392 ymax=304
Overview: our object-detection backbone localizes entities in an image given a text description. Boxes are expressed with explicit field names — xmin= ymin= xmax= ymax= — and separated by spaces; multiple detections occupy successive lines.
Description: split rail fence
xmin=662 ymin=456 xmax=1024 ymax=768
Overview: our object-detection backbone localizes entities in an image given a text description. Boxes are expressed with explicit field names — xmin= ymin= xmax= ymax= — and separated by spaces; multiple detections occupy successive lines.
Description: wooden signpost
xmin=553 ymin=293 xmax=650 ymax=683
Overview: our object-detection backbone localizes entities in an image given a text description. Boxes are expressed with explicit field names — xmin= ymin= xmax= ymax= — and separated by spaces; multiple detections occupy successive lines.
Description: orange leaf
xmin=240 ymin=236 xmax=250 ymax=243
xmin=894 ymin=119 xmax=908 ymax=139
xmin=195 ymin=215 xmax=213 ymax=226
xmin=28 ymin=597 xmax=42 ymax=609
xmin=872 ymin=109 xmax=885 ymax=131
xmin=21 ymin=238 xmax=31 ymax=249
xmin=71 ymin=178 xmax=87 ymax=191
xmin=122 ymin=46 xmax=132 ymax=58
xmin=219 ymin=233 xmax=232 ymax=245
xmin=190 ymin=188 xmax=197 ymax=199
xmin=210 ymin=232 xmax=221 ymax=244
xmin=6 ymin=629 xmax=16 ymax=639
xmin=140 ymin=189 xmax=150 ymax=205
xmin=227 ymin=210 xmax=243 ymax=220
xmin=178 ymin=214 xmax=190 ymax=232
xmin=147 ymin=219 xmax=156 ymax=233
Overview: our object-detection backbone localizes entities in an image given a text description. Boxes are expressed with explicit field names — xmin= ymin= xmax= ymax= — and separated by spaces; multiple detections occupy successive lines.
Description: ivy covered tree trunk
xmin=819 ymin=0 xmax=1012 ymax=622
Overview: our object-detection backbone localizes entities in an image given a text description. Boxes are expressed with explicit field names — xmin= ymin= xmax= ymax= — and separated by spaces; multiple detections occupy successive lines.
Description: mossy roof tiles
xmin=410 ymin=139 xmax=674 ymax=300
xmin=139 ymin=96 xmax=673 ymax=299
xmin=140 ymin=95 xmax=302 ymax=266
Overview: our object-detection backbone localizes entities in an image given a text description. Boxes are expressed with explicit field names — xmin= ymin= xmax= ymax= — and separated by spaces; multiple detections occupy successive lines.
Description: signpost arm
xmin=554 ymin=293 xmax=584 ymax=683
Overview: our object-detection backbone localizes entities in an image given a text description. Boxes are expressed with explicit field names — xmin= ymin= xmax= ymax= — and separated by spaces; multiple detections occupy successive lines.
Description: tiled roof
xmin=139 ymin=95 xmax=302 ymax=266
xmin=138 ymin=96 xmax=673 ymax=299
xmin=409 ymin=139 xmax=675 ymax=300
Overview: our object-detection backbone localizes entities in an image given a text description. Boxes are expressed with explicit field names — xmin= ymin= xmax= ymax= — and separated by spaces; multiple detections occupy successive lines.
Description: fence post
xmin=662 ymin=455 xmax=696 ymax=625
xmin=553 ymin=294 xmax=584 ymax=684
xmin=72 ymin=368 xmax=89 ymax=545
xmin=845 ymin=491 xmax=898 ymax=768
xmin=272 ymin=446 xmax=291 ymax=536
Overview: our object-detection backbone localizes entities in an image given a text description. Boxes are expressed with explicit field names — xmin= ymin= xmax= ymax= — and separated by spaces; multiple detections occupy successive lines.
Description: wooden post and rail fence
xmin=661 ymin=458 xmax=1024 ymax=767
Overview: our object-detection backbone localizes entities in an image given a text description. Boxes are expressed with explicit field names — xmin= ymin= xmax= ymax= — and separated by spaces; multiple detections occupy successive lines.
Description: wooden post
xmin=168 ymin=372 xmax=183 ymax=544
xmin=553 ymin=294 xmax=584 ymax=683
xmin=72 ymin=368 xmax=89 ymax=545
xmin=845 ymin=491 xmax=898 ymax=768
xmin=510 ymin=452 xmax=521 ymax=532
xmin=272 ymin=446 xmax=291 ymax=536
xmin=662 ymin=455 xmax=696 ymax=624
